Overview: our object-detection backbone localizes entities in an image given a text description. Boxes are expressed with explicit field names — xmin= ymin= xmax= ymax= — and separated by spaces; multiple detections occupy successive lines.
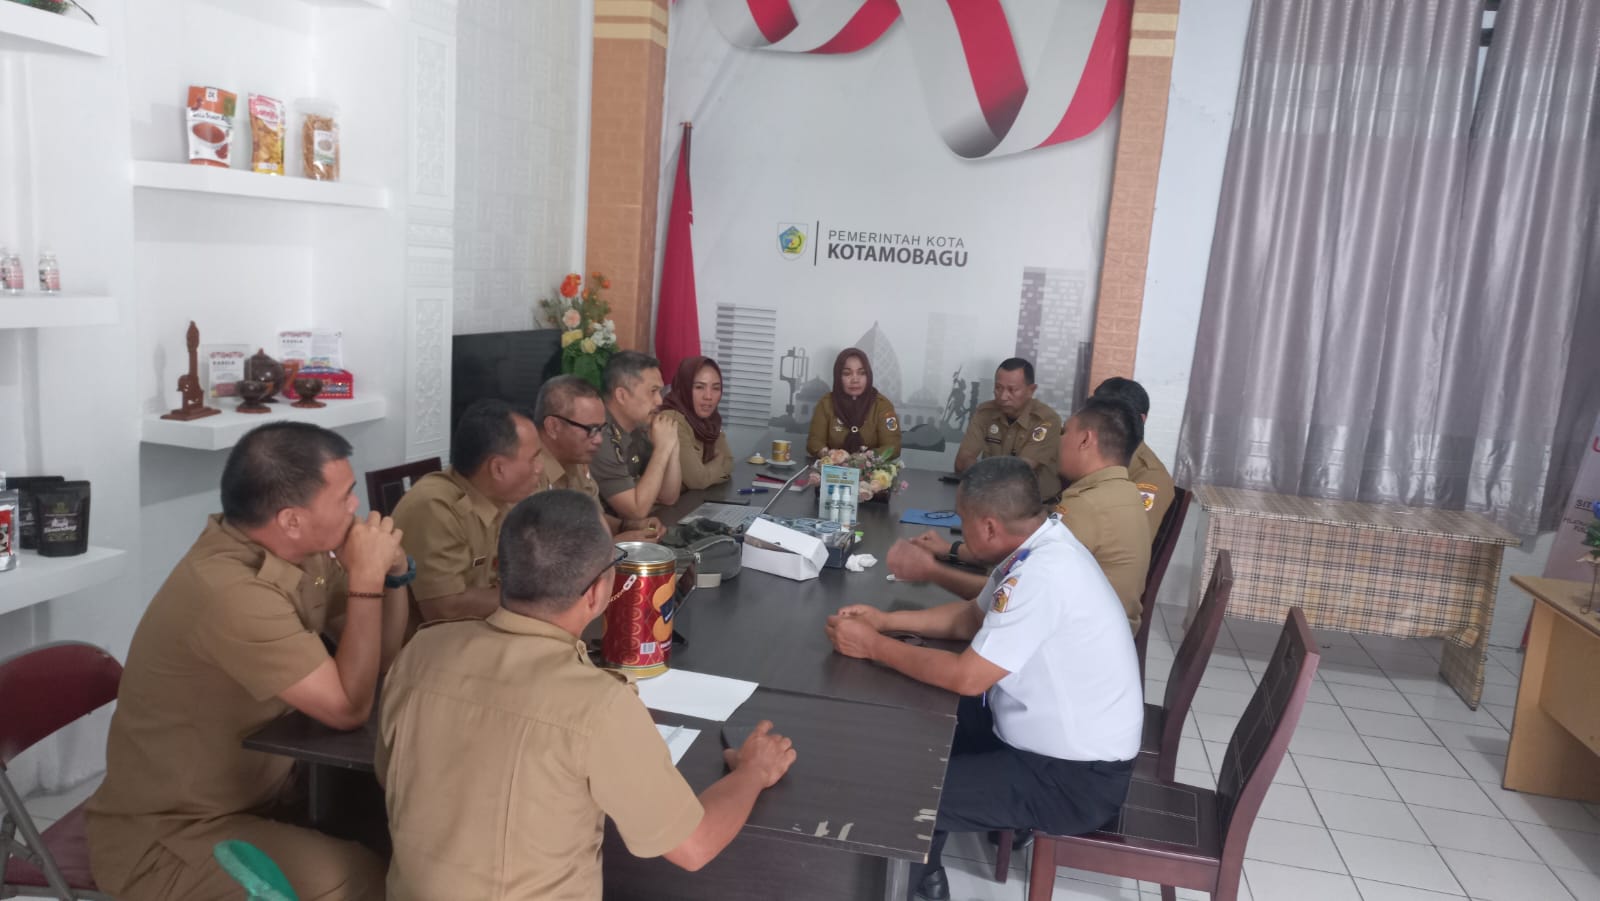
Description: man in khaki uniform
xmin=88 ymin=423 xmax=410 ymax=901
xmin=377 ymin=490 xmax=797 ymax=900
xmin=534 ymin=375 xmax=662 ymax=541
xmin=591 ymin=351 xmax=683 ymax=522
xmin=391 ymin=399 xmax=545 ymax=623
xmin=955 ymin=358 xmax=1062 ymax=499
xmin=1054 ymin=398 xmax=1153 ymax=630
xmin=891 ymin=399 xmax=1152 ymax=632
xmin=1091 ymin=377 xmax=1176 ymax=535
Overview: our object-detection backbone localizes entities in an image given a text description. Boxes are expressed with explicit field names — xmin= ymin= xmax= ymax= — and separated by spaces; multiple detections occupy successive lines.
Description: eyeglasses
xmin=552 ymin=414 xmax=606 ymax=438
xmin=592 ymin=546 xmax=629 ymax=587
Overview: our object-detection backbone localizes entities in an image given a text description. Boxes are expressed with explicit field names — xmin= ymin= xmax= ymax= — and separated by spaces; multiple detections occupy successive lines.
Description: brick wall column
xmin=1088 ymin=0 xmax=1181 ymax=388
xmin=585 ymin=0 xmax=669 ymax=351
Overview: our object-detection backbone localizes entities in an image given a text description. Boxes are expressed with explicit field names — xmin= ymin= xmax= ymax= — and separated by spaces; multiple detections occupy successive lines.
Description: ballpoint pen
xmin=738 ymin=487 xmax=770 ymax=495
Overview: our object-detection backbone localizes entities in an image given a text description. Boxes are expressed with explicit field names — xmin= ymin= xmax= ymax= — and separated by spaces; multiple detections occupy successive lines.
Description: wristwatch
xmin=943 ymin=540 xmax=965 ymax=565
xmin=385 ymin=555 xmax=417 ymax=589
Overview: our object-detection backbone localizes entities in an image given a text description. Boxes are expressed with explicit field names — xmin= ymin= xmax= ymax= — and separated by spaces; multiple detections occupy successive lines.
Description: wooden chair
xmin=1 ymin=642 xmax=124 ymax=901
xmin=1025 ymin=608 xmax=1321 ymax=901
xmin=1136 ymin=486 xmax=1192 ymax=678
xmin=995 ymin=551 xmax=1232 ymax=882
xmin=364 ymin=458 xmax=442 ymax=517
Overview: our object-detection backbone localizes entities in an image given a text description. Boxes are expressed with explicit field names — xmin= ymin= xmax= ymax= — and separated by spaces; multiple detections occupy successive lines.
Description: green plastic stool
xmin=212 ymin=840 xmax=300 ymax=901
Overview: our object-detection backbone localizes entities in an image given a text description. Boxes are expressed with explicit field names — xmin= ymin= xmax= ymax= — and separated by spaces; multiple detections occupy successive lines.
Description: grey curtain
xmin=1176 ymin=0 xmax=1600 ymax=536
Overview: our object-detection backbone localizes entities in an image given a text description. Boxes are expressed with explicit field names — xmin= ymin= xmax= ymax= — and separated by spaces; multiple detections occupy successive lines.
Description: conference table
xmin=245 ymin=464 xmax=967 ymax=900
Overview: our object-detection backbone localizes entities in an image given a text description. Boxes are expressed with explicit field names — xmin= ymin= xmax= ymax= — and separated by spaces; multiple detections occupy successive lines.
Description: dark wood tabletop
xmin=244 ymin=465 xmax=968 ymax=869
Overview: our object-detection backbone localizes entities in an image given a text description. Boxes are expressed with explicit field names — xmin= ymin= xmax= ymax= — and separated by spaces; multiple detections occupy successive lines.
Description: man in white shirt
xmin=826 ymin=457 xmax=1142 ymax=901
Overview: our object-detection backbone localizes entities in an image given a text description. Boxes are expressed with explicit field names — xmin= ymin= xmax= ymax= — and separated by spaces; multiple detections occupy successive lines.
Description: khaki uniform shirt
xmin=806 ymin=394 xmax=902 ymax=457
xmin=87 ymin=516 xmax=341 ymax=887
xmin=1054 ymin=466 xmax=1152 ymax=632
xmin=378 ymin=609 xmax=704 ymax=901
xmin=541 ymin=451 xmax=599 ymax=498
xmin=1129 ymin=442 xmax=1176 ymax=536
xmin=391 ymin=468 xmax=507 ymax=605
xmin=957 ymin=399 xmax=1063 ymax=499
xmin=659 ymin=409 xmax=733 ymax=490
xmin=590 ymin=411 xmax=652 ymax=509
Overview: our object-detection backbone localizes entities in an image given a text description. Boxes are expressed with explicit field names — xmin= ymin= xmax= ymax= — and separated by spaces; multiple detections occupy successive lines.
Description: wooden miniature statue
xmin=161 ymin=320 xmax=221 ymax=421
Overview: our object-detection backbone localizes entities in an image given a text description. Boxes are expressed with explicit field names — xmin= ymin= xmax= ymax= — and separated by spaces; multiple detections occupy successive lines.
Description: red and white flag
xmin=655 ymin=123 xmax=700 ymax=382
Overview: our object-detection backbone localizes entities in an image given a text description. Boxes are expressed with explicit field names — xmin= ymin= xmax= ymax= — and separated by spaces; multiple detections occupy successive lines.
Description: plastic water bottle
xmin=825 ymin=485 xmax=838 ymax=522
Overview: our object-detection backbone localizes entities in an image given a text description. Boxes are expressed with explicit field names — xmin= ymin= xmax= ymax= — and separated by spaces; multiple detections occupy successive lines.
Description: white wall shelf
xmin=0 ymin=2 xmax=108 ymax=56
xmin=0 ymin=294 xmax=116 ymax=329
xmin=0 ymin=547 xmax=128 ymax=618
xmin=130 ymin=161 xmax=390 ymax=209
xmin=141 ymin=396 xmax=389 ymax=451
xmin=302 ymin=0 xmax=391 ymax=7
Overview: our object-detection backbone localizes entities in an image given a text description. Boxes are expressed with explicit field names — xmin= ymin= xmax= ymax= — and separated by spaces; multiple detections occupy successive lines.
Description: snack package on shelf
xmin=186 ymin=86 xmax=237 ymax=168
xmin=35 ymin=481 xmax=90 ymax=558
xmin=248 ymin=94 xmax=286 ymax=175
xmin=298 ymin=99 xmax=341 ymax=181
xmin=294 ymin=366 xmax=353 ymax=399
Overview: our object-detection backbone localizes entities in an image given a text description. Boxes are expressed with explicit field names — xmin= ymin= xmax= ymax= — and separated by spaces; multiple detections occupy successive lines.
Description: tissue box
xmin=741 ymin=516 xmax=829 ymax=581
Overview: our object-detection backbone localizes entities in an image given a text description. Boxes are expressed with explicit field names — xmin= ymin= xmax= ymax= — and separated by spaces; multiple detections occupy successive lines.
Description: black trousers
xmin=925 ymin=695 xmax=1133 ymax=871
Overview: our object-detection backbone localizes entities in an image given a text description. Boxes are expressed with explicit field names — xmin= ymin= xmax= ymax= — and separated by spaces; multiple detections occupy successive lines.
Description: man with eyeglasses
xmin=533 ymin=375 xmax=663 ymax=541
xmin=954 ymin=358 xmax=1062 ymax=500
xmin=590 ymin=351 xmax=683 ymax=522
xmin=377 ymin=490 xmax=798 ymax=900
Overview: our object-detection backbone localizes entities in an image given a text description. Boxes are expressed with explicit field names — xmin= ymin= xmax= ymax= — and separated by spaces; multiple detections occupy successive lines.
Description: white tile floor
xmin=15 ymin=603 xmax=1600 ymax=900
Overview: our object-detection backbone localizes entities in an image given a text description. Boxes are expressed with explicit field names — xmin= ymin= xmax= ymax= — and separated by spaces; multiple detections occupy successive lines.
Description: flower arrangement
xmin=814 ymin=447 xmax=907 ymax=503
xmin=539 ymin=272 xmax=620 ymax=390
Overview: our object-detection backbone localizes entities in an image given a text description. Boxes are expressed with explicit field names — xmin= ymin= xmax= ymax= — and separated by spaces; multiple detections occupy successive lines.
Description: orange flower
xmin=601 ymin=278 xmax=611 ymax=289
xmin=559 ymin=274 xmax=580 ymax=298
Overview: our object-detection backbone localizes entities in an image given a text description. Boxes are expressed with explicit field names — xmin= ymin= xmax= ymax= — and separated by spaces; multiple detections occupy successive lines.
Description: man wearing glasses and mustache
xmin=534 ymin=374 xmax=665 ymax=542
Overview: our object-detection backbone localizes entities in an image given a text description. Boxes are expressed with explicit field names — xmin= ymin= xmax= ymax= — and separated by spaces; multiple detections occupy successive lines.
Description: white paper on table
xmin=637 ymin=669 xmax=758 ymax=722
xmin=654 ymin=724 xmax=700 ymax=764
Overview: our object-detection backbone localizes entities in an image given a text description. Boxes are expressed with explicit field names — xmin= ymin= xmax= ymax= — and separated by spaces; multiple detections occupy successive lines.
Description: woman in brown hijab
xmin=659 ymin=355 xmax=734 ymax=488
xmin=806 ymin=348 xmax=902 ymax=457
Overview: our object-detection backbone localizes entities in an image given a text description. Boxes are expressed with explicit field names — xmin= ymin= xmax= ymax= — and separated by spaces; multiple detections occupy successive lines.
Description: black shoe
xmin=915 ymin=866 xmax=950 ymax=901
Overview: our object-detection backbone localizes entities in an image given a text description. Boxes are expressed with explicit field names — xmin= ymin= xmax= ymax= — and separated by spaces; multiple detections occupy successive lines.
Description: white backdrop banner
xmin=1544 ymin=413 xmax=1600 ymax=582
xmin=657 ymin=0 xmax=1131 ymax=461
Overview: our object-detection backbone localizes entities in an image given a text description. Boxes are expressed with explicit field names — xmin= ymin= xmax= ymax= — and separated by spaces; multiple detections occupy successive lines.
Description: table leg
xmin=884 ymin=858 xmax=910 ymax=901
xmin=307 ymin=764 xmax=331 ymax=828
xmin=1504 ymin=603 xmax=1600 ymax=801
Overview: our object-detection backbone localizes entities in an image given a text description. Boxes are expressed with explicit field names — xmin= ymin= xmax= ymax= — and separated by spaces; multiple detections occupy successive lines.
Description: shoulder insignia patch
xmin=992 ymin=575 xmax=1020 ymax=613
xmin=885 ymin=416 xmax=898 ymax=432
xmin=1031 ymin=425 xmax=1049 ymax=442
xmin=1137 ymin=483 xmax=1158 ymax=511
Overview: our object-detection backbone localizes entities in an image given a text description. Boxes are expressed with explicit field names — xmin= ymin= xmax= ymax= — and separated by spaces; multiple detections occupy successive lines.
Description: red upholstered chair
xmin=1135 ymin=486 xmax=1192 ymax=678
xmin=1025 ymin=608 xmax=1321 ymax=901
xmin=994 ymin=551 xmax=1233 ymax=883
xmin=364 ymin=457 xmax=442 ymax=517
xmin=0 ymin=642 xmax=124 ymax=900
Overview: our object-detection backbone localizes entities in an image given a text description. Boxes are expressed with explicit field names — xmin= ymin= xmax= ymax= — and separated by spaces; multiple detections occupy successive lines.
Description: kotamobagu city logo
xmin=777 ymin=224 xmax=807 ymax=260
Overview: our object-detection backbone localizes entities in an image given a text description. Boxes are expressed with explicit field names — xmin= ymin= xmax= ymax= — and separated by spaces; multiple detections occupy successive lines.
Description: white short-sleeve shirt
xmin=969 ymin=516 xmax=1144 ymax=762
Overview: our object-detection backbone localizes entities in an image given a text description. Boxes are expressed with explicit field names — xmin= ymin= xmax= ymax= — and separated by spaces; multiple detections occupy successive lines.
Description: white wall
xmin=1137 ymin=0 xmax=1553 ymax=649
xmin=451 ymin=0 xmax=584 ymax=335
xmin=0 ymin=0 xmax=140 ymax=795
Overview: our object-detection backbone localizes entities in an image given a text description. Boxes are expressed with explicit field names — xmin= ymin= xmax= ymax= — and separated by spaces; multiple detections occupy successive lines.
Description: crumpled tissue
xmin=844 ymin=554 xmax=878 ymax=573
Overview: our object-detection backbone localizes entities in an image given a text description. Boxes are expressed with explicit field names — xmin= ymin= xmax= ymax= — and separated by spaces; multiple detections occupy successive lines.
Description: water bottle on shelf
xmin=37 ymin=251 xmax=59 ymax=294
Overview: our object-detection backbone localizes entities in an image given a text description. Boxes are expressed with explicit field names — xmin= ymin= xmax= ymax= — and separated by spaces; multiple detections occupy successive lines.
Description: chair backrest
xmin=364 ymin=457 xmax=443 ymax=517
xmin=1214 ymin=608 xmax=1320 ymax=871
xmin=0 ymin=642 xmax=122 ymax=766
xmin=1158 ymin=551 xmax=1234 ymax=764
xmin=1134 ymin=485 xmax=1191 ymax=675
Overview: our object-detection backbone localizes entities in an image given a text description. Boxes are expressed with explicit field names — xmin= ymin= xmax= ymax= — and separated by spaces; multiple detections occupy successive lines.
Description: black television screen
xmin=451 ymin=329 xmax=563 ymax=431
